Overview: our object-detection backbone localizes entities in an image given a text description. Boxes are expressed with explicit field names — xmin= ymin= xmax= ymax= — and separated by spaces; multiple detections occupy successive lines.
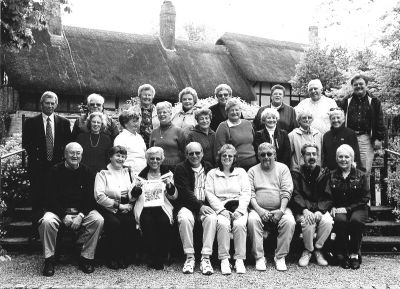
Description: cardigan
xmin=174 ymin=159 xmax=214 ymax=215
xmin=132 ymin=165 xmax=178 ymax=227
xmin=94 ymin=164 xmax=135 ymax=214
xmin=322 ymin=125 xmax=362 ymax=170
xmin=205 ymin=167 xmax=251 ymax=215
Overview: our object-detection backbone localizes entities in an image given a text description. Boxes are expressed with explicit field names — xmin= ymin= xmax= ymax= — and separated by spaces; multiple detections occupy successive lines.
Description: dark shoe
xmin=340 ymin=257 xmax=351 ymax=269
xmin=350 ymin=257 xmax=361 ymax=270
xmin=42 ymin=257 xmax=55 ymax=277
xmin=107 ymin=259 xmax=119 ymax=270
xmin=79 ymin=257 xmax=95 ymax=274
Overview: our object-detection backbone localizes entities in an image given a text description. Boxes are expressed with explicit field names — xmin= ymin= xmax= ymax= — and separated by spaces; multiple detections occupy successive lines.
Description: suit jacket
xmin=22 ymin=113 xmax=72 ymax=171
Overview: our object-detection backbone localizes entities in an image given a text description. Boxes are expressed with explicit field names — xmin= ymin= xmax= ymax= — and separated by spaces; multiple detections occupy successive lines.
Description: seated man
xmin=290 ymin=144 xmax=333 ymax=267
xmin=38 ymin=142 xmax=104 ymax=276
xmin=247 ymin=143 xmax=295 ymax=271
xmin=174 ymin=142 xmax=217 ymax=275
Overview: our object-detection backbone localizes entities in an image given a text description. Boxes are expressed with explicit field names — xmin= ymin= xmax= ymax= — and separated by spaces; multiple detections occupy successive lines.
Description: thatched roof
xmin=216 ymin=33 xmax=306 ymax=83
xmin=4 ymin=26 xmax=255 ymax=102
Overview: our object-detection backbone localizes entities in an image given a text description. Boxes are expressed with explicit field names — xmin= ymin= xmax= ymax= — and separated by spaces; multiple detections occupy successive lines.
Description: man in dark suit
xmin=22 ymin=91 xmax=72 ymax=233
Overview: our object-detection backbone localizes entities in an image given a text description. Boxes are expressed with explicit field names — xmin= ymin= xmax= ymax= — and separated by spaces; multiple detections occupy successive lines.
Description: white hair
xmin=308 ymin=79 xmax=323 ymax=90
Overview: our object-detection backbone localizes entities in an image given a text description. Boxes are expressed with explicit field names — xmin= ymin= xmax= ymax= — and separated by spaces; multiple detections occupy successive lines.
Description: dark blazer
xmin=253 ymin=127 xmax=291 ymax=167
xmin=22 ymin=113 xmax=72 ymax=170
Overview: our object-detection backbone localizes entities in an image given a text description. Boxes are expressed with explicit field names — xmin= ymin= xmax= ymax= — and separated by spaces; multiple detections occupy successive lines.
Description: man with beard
xmin=247 ymin=142 xmax=295 ymax=271
xmin=290 ymin=144 xmax=333 ymax=267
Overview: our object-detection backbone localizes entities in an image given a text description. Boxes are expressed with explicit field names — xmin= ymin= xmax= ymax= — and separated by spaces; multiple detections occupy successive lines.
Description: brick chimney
xmin=45 ymin=0 xmax=62 ymax=36
xmin=160 ymin=0 xmax=176 ymax=50
xmin=308 ymin=26 xmax=319 ymax=46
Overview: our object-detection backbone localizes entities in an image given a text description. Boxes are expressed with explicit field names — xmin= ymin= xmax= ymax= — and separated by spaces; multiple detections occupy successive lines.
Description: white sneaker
xmin=274 ymin=256 xmax=287 ymax=271
xmin=200 ymin=258 xmax=214 ymax=275
xmin=235 ymin=259 xmax=246 ymax=274
xmin=298 ymin=250 xmax=312 ymax=267
xmin=314 ymin=250 xmax=328 ymax=266
xmin=255 ymin=257 xmax=267 ymax=271
xmin=182 ymin=257 xmax=195 ymax=274
xmin=220 ymin=259 xmax=231 ymax=275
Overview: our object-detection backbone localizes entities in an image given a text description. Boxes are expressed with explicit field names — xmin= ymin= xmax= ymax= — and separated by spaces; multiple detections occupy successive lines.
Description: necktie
xmin=46 ymin=117 xmax=53 ymax=161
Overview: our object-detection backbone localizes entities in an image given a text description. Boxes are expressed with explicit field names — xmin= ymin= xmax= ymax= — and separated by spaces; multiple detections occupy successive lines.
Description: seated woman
xmin=186 ymin=108 xmax=216 ymax=166
xmin=327 ymin=144 xmax=370 ymax=270
xmin=114 ymin=108 xmax=147 ymax=175
xmin=149 ymin=101 xmax=186 ymax=172
xmin=131 ymin=146 xmax=178 ymax=270
xmin=322 ymin=107 xmax=362 ymax=170
xmin=76 ymin=112 xmax=113 ymax=173
xmin=254 ymin=108 xmax=290 ymax=167
xmin=94 ymin=146 xmax=137 ymax=270
xmin=205 ymin=144 xmax=251 ymax=275
xmin=214 ymin=98 xmax=257 ymax=171
xmin=171 ymin=87 xmax=199 ymax=135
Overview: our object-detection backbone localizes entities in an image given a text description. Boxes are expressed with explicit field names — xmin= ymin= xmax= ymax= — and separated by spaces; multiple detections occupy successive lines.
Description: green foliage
xmin=1 ymin=0 xmax=70 ymax=51
xmin=290 ymin=45 xmax=348 ymax=96
xmin=0 ymin=134 xmax=30 ymax=210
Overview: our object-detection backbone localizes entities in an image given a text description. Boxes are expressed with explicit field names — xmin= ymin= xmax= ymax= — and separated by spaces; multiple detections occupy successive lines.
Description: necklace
xmin=90 ymin=133 xmax=100 ymax=147
xmin=159 ymin=123 xmax=171 ymax=139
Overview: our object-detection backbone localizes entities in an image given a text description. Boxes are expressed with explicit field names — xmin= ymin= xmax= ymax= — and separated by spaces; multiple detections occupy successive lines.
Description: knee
xmin=247 ymin=212 xmax=261 ymax=228
xmin=280 ymin=214 xmax=296 ymax=230
xmin=217 ymin=216 xmax=230 ymax=231
xmin=178 ymin=210 xmax=194 ymax=227
xmin=203 ymin=213 xmax=217 ymax=226
xmin=40 ymin=213 xmax=58 ymax=228
xmin=233 ymin=219 xmax=247 ymax=231
xmin=94 ymin=214 xmax=104 ymax=228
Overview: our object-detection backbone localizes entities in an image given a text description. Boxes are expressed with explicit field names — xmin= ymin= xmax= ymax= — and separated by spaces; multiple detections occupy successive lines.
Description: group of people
xmin=21 ymin=74 xmax=385 ymax=277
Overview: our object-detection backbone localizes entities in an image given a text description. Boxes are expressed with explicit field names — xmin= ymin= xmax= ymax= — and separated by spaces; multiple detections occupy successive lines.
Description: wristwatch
xmin=78 ymin=212 xmax=85 ymax=218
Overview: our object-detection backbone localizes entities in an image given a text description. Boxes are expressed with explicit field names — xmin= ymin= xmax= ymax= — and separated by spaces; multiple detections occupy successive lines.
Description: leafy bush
xmin=0 ymin=134 xmax=30 ymax=211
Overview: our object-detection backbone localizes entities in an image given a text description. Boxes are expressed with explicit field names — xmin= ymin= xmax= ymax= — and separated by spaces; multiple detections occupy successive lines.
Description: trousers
xmin=247 ymin=208 xmax=295 ymax=259
xmin=297 ymin=212 xmax=333 ymax=252
xmin=38 ymin=210 xmax=104 ymax=259
xmin=177 ymin=207 xmax=217 ymax=256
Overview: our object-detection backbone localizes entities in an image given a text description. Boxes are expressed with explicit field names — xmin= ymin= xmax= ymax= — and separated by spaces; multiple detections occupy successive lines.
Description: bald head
xmin=64 ymin=142 xmax=83 ymax=169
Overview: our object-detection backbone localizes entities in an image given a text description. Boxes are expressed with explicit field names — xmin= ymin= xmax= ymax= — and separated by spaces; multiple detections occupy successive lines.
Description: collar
xmin=192 ymin=125 xmax=214 ymax=135
xmin=122 ymin=128 xmax=138 ymax=136
xmin=227 ymin=119 xmax=241 ymax=127
xmin=64 ymin=161 xmax=79 ymax=170
xmin=270 ymin=103 xmax=283 ymax=110
xmin=214 ymin=167 xmax=240 ymax=177
xmin=42 ymin=113 xmax=55 ymax=123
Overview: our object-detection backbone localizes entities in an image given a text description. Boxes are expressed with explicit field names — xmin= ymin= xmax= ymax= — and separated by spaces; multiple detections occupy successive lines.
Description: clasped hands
xmin=63 ymin=214 xmax=83 ymax=230
xmin=259 ymin=209 xmax=284 ymax=224
xmin=299 ymin=209 xmax=323 ymax=225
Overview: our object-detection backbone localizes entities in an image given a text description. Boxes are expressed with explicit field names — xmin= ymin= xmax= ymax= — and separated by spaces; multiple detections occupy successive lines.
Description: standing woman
xmin=76 ymin=112 xmax=112 ymax=173
xmin=72 ymin=93 xmax=119 ymax=141
xmin=254 ymin=108 xmax=290 ymax=167
xmin=205 ymin=144 xmax=251 ymax=275
xmin=171 ymin=87 xmax=199 ymax=134
xmin=186 ymin=108 xmax=216 ymax=165
xmin=94 ymin=146 xmax=137 ymax=270
xmin=131 ymin=147 xmax=178 ymax=270
xmin=149 ymin=101 xmax=186 ymax=172
xmin=134 ymin=84 xmax=159 ymax=148
xmin=322 ymin=108 xmax=362 ymax=170
xmin=214 ymin=98 xmax=257 ymax=171
xmin=114 ymin=108 xmax=147 ymax=175
xmin=327 ymin=144 xmax=370 ymax=270
xmin=288 ymin=109 xmax=322 ymax=170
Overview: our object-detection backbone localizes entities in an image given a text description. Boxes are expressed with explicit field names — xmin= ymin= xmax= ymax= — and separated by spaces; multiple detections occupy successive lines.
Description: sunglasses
xmin=149 ymin=157 xmax=162 ymax=161
xmin=188 ymin=151 xmax=202 ymax=156
xmin=222 ymin=154 xmax=234 ymax=159
xmin=301 ymin=116 xmax=313 ymax=120
xmin=330 ymin=107 xmax=343 ymax=112
xmin=89 ymin=103 xmax=103 ymax=107
xmin=217 ymin=93 xmax=229 ymax=98
xmin=260 ymin=152 xmax=274 ymax=158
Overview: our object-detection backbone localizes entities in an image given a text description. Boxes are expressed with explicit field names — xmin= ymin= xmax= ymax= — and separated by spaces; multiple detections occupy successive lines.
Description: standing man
xmin=247 ymin=143 xmax=295 ymax=272
xmin=338 ymin=75 xmax=386 ymax=180
xmin=253 ymin=84 xmax=298 ymax=133
xmin=22 ymin=91 xmax=72 ymax=234
xmin=290 ymin=144 xmax=333 ymax=267
xmin=39 ymin=142 xmax=104 ymax=276
xmin=174 ymin=142 xmax=217 ymax=275
xmin=295 ymin=79 xmax=337 ymax=135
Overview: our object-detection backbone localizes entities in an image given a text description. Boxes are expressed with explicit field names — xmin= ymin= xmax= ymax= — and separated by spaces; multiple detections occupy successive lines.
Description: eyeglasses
xmin=89 ymin=103 xmax=103 ymax=107
xmin=188 ymin=151 xmax=202 ymax=156
xmin=301 ymin=116 xmax=313 ymax=120
xmin=260 ymin=152 xmax=274 ymax=158
xmin=222 ymin=154 xmax=234 ymax=159
xmin=330 ymin=107 xmax=343 ymax=112
xmin=149 ymin=157 xmax=162 ymax=161
xmin=217 ymin=93 xmax=229 ymax=98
